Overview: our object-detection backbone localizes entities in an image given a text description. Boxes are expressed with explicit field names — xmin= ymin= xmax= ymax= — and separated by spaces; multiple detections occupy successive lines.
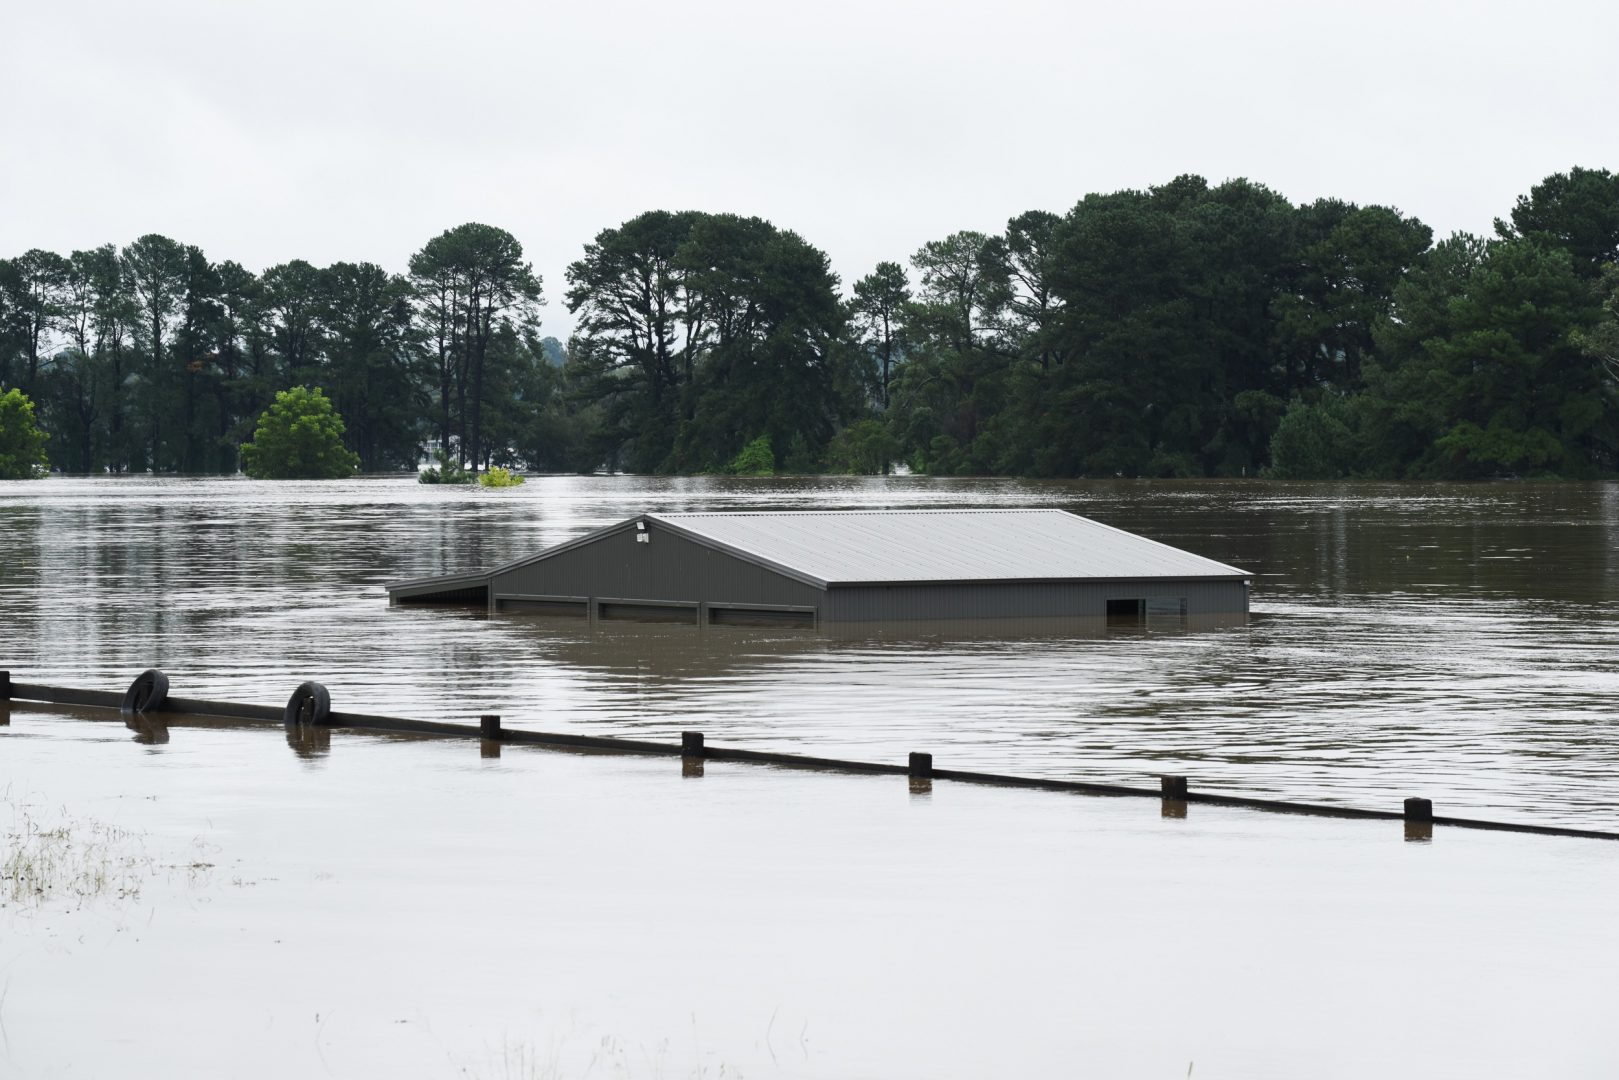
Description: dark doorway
xmin=1106 ymin=598 xmax=1144 ymax=625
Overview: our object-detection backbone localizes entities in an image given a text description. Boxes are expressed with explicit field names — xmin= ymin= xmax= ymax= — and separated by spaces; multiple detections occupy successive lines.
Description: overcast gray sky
xmin=4 ymin=0 xmax=1615 ymax=338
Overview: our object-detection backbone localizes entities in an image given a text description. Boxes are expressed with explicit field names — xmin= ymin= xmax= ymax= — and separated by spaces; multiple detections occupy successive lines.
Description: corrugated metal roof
xmin=650 ymin=510 xmax=1247 ymax=586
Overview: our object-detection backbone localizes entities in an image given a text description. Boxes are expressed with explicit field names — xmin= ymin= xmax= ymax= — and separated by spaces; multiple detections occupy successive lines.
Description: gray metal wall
xmin=823 ymin=579 xmax=1247 ymax=622
xmin=492 ymin=524 xmax=825 ymax=610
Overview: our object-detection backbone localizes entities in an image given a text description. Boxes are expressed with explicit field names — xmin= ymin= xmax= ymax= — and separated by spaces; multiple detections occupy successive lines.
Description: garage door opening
xmin=1106 ymin=598 xmax=1144 ymax=626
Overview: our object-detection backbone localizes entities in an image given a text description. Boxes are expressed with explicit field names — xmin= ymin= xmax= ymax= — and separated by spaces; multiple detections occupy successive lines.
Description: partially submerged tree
xmin=0 ymin=388 xmax=48 ymax=478
xmin=408 ymin=224 xmax=543 ymax=469
xmin=240 ymin=386 xmax=360 ymax=479
xmin=728 ymin=434 xmax=774 ymax=476
xmin=566 ymin=210 xmax=854 ymax=473
xmin=0 ymin=250 xmax=69 ymax=396
xmin=849 ymin=261 xmax=910 ymax=407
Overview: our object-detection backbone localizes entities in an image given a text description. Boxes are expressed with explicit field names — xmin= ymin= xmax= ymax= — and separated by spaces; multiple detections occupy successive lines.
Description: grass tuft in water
xmin=1 ymin=791 xmax=221 ymax=910
xmin=2 ymin=802 xmax=152 ymax=907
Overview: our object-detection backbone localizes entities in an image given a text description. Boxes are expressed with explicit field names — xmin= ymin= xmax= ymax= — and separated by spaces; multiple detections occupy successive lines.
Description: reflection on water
xmin=286 ymin=720 xmax=331 ymax=759
xmin=123 ymin=713 xmax=169 ymax=745
xmin=3 ymin=474 xmax=1618 ymax=827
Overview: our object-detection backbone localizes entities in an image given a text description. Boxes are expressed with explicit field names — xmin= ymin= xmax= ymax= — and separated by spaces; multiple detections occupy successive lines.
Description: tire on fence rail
xmin=283 ymin=681 xmax=332 ymax=726
xmin=121 ymin=669 xmax=169 ymax=714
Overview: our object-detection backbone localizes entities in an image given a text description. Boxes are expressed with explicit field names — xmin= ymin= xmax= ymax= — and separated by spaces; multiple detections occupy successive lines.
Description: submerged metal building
xmin=386 ymin=509 xmax=1250 ymax=627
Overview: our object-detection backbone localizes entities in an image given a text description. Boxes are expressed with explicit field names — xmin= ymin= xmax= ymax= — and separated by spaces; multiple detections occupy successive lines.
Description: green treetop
xmin=0 ymin=388 xmax=49 ymax=479
xmin=240 ymin=386 xmax=361 ymax=479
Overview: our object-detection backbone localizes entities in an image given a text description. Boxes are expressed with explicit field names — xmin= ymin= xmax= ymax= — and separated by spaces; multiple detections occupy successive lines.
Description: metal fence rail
xmin=4 ymin=670 xmax=1614 ymax=843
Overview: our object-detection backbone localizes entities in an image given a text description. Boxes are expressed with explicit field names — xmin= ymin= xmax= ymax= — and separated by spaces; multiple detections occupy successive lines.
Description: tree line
xmin=2 ymin=167 xmax=1616 ymax=480
xmin=0 ymin=225 xmax=552 ymax=475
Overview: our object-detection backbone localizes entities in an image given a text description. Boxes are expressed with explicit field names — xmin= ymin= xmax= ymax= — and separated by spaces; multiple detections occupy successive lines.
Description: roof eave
xmin=824 ymin=572 xmax=1251 ymax=588
xmin=386 ymin=571 xmax=490 ymax=597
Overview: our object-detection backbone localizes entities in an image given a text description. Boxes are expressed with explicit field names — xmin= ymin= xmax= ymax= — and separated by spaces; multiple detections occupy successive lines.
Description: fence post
xmin=681 ymin=731 xmax=705 ymax=777
xmin=1160 ymin=774 xmax=1189 ymax=818
xmin=0 ymin=670 xmax=10 ymax=700
xmin=1404 ymin=796 xmax=1434 ymax=841
xmin=479 ymin=714 xmax=502 ymax=758
xmin=906 ymin=752 xmax=933 ymax=795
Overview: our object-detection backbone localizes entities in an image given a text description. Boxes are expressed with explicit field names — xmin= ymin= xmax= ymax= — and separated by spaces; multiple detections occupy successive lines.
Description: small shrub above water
xmin=418 ymin=449 xmax=475 ymax=484
xmin=478 ymin=466 xmax=524 ymax=488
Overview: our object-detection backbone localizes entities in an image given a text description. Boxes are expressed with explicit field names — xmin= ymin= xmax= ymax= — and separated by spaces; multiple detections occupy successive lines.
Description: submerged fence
xmin=3 ymin=669 xmax=1614 ymax=843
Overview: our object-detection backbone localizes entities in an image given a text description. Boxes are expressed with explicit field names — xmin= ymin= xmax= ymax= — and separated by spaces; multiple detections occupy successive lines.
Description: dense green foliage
xmin=0 ymin=224 xmax=549 ymax=476
xmin=240 ymin=387 xmax=361 ymax=479
xmin=0 ymin=388 xmax=48 ymax=479
xmin=2 ymin=168 xmax=1615 ymax=479
xmin=728 ymin=435 xmax=775 ymax=476
xmin=564 ymin=211 xmax=857 ymax=473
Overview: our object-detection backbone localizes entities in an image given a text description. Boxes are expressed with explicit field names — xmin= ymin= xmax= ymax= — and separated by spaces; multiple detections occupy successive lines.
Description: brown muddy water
xmin=3 ymin=475 xmax=1618 ymax=1077
xmin=4 ymin=475 xmax=1618 ymax=824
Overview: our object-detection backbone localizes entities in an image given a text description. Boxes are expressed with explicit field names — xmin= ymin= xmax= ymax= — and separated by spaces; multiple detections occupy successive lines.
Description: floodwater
xmin=3 ymin=476 xmax=1619 ymax=1077
xmin=3 ymin=475 xmax=1618 ymax=826
xmin=3 ymin=705 xmax=1616 ymax=1079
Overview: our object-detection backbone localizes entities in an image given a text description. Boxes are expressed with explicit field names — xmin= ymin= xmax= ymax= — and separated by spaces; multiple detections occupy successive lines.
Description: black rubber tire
xmin=284 ymin=681 xmax=332 ymax=726
xmin=121 ymin=669 xmax=169 ymax=714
